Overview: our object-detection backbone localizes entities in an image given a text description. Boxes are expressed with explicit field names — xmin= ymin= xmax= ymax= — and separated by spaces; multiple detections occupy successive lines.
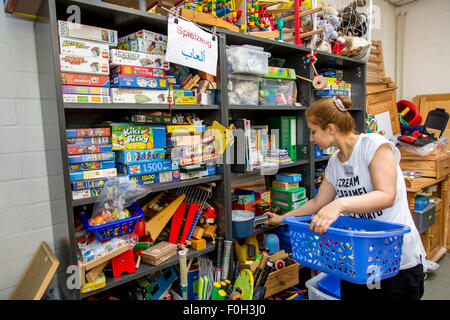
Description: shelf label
xmin=166 ymin=15 xmax=218 ymax=76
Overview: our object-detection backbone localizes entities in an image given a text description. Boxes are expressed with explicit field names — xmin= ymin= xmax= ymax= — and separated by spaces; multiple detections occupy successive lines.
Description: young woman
xmin=267 ymin=95 xmax=426 ymax=300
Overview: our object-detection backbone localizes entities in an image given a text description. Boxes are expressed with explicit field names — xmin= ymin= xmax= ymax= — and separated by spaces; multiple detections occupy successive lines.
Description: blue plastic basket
xmin=284 ymin=216 xmax=410 ymax=284
xmin=317 ymin=274 xmax=341 ymax=299
xmin=81 ymin=202 xmax=145 ymax=241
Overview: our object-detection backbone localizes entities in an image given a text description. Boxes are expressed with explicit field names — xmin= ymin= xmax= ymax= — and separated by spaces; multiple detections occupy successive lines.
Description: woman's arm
xmin=310 ymin=143 xmax=397 ymax=234
xmin=267 ymin=177 xmax=337 ymax=225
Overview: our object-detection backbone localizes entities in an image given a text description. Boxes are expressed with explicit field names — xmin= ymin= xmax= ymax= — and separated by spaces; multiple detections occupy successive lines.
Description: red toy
xmin=397 ymin=100 xmax=422 ymax=126
xmin=111 ymin=249 xmax=136 ymax=278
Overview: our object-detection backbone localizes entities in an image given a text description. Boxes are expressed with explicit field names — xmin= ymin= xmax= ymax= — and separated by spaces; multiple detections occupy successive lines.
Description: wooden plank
xmin=249 ymin=30 xmax=280 ymax=39
xmin=367 ymin=65 xmax=385 ymax=71
xmin=180 ymin=9 xmax=239 ymax=32
xmin=367 ymin=72 xmax=384 ymax=79
xmin=284 ymin=28 xmax=323 ymax=41
xmin=9 ymin=242 xmax=59 ymax=300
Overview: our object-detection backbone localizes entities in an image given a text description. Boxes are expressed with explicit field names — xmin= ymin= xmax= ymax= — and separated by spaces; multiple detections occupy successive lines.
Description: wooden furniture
xmin=400 ymin=150 xmax=450 ymax=180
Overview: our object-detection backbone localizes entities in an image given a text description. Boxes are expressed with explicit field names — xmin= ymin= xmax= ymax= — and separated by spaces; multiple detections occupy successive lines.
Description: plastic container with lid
xmin=227 ymin=74 xmax=260 ymax=105
xmin=226 ymin=44 xmax=270 ymax=76
xmin=259 ymin=78 xmax=296 ymax=106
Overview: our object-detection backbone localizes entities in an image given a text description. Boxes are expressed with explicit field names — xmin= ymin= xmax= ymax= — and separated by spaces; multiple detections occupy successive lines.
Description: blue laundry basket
xmin=284 ymin=216 xmax=410 ymax=284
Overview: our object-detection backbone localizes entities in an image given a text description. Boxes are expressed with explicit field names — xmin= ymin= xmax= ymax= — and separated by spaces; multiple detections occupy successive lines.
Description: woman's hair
xmin=306 ymin=95 xmax=354 ymax=133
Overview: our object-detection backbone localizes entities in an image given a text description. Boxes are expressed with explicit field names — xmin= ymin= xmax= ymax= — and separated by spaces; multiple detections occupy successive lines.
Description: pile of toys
xmin=314 ymin=68 xmax=351 ymax=98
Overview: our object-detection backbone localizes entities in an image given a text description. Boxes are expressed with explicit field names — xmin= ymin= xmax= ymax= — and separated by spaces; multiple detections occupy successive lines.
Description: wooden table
xmin=405 ymin=176 xmax=450 ymax=262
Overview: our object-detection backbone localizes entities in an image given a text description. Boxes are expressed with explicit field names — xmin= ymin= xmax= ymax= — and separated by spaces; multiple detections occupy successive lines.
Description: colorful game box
xmin=173 ymin=90 xmax=196 ymax=105
xmin=118 ymin=38 xmax=166 ymax=55
xmin=67 ymin=144 xmax=113 ymax=155
xmin=58 ymin=20 xmax=118 ymax=46
xmin=61 ymin=73 xmax=110 ymax=87
xmin=128 ymin=113 xmax=173 ymax=124
xmin=72 ymin=177 xmax=111 ymax=191
xmin=110 ymin=125 xmax=166 ymax=150
xmin=62 ymin=85 xmax=110 ymax=96
xmin=69 ymin=160 xmax=116 ymax=172
xmin=167 ymin=144 xmax=203 ymax=159
xmin=70 ymin=168 xmax=117 ymax=182
xmin=59 ymin=36 xmax=109 ymax=59
xmin=68 ymin=152 xmax=115 ymax=164
xmin=115 ymin=148 xmax=166 ymax=165
xmin=63 ymin=94 xmax=111 ymax=104
xmin=111 ymin=65 xmax=165 ymax=78
xmin=275 ymin=173 xmax=302 ymax=183
xmin=118 ymin=30 xmax=168 ymax=45
xmin=67 ymin=136 xmax=110 ymax=146
xmin=116 ymin=159 xmax=178 ymax=176
xmin=111 ymin=75 xmax=168 ymax=90
xmin=180 ymin=165 xmax=216 ymax=180
xmin=110 ymin=88 xmax=171 ymax=104
xmin=72 ymin=188 xmax=102 ymax=200
xmin=66 ymin=128 xmax=110 ymax=138
xmin=129 ymin=170 xmax=180 ymax=187
xmin=60 ymin=54 xmax=109 ymax=75
xmin=109 ymin=49 xmax=169 ymax=70
xmin=166 ymin=134 xmax=202 ymax=147
xmin=263 ymin=67 xmax=296 ymax=80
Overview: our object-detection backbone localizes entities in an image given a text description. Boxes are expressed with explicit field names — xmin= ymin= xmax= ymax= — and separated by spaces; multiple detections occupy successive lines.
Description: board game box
xmin=66 ymin=136 xmax=110 ymax=146
xmin=66 ymin=128 xmax=110 ymax=138
xmin=68 ymin=152 xmax=115 ymax=164
xmin=67 ymin=144 xmax=113 ymax=155
xmin=118 ymin=38 xmax=166 ymax=55
xmin=129 ymin=170 xmax=180 ymax=187
xmin=114 ymin=148 xmax=166 ymax=165
xmin=63 ymin=94 xmax=111 ymax=104
xmin=60 ymin=54 xmax=109 ymax=75
xmin=116 ymin=159 xmax=178 ymax=176
xmin=109 ymin=49 xmax=169 ymax=70
xmin=118 ymin=30 xmax=167 ymax=45
xmin=72 ymin=177 xmax=111 ymax=191
xmin=110 ymin=125 xmax=166 ymax=150
xmin=110 ymin=88 xmax=171 ymax=104
xmin=62 ymin=85 xmax=110 ymax=96
xmin=111 ymin=75 xmax=168 ymax=90
xmin=61 ymin=73 xmax=110 ymax=87
xmin=70 ymin=168 xmax=117 ymax=182
xmin=59 ymin=36 xmax=109 ymax=58
xmin=58 ymin=20 xmax=118 ymax=46
xmin=69 ymin=160 xmax=116 ymax=172
xmin=111 ymin=65 xmax=165 ymax=78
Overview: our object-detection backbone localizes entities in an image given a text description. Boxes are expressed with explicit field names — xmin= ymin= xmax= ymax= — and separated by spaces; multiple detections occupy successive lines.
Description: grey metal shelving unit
xmin=33 ymin=0 xmax=366 ymax=300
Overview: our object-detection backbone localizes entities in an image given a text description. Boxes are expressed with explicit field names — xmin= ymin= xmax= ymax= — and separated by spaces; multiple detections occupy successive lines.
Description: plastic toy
xmin=397 ymin=100 xmax=422 ymax=126
xmin=111 ymin=249 xmax=136 ymax=278
xmin=295 ymin=51 xmax=328 ymax=90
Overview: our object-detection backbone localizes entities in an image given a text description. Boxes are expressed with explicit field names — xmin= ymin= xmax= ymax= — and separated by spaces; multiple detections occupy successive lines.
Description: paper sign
xmin=166 ymin=15 xmax=218 ymax=76
xmin=374 ymin=111 xmax=394 ymax=139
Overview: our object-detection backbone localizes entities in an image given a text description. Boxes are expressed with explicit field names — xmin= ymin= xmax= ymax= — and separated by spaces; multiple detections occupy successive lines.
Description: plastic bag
xmin=393 ymin=134 xmax=448 ymax=156
xmin=90 ymin=176 xmax=149 ymax=226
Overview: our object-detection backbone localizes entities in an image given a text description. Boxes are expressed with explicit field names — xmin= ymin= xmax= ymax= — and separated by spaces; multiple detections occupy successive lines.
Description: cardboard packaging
xmin=60 ymin=54 xmax=109 ymax=75
xmin=141 ymin=241 xmax=177 ymax=265
xmin=118 ymin=29 xmax=168 ymax=45
xmin=63 ymin=94 xmax=111 ymax=104
xmin=110 ymin=88 xmax=171 ymax=104
xmin=111 ymin=75 xmax=168 ymax=90
xmin=118 ymin=38 xmax=166 ymax=55
xmin=109 ymin=49 xmax=169 ymax=70
xmin=58 ymin=20 xmax=118 ymax=46
xmin=111 ymin=65 xmax=165 ymax=78
xmin=59 ymin=36 xmax=109 ymax=58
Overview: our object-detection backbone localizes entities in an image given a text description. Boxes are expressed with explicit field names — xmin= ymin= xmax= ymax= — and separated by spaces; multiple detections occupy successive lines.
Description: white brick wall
xmin=0 ymin=10 xmax=57 ymax=299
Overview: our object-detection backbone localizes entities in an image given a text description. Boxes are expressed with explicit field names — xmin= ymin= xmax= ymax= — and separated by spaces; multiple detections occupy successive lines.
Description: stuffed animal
xmin=317 ymin=15 xmax=341 ymax=40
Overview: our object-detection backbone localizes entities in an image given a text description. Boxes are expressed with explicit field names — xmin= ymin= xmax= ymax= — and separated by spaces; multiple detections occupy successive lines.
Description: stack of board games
xmin=110 ymin=29 xmax=171 ymax=104
xmin=58 ymin=20 xmax=117 ymax=103
xmin=67 ymin=128 xmax=117 ymax=200
xmin=269 ymin=173 xmax=307 ymax=211
xmin=109 ymin=123 xmax=181 ymax=187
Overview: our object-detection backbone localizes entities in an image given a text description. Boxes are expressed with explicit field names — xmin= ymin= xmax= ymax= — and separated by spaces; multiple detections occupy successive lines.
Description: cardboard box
xmin=116 ymin=159 xmax=178 ymax=176
xmin=167 ymin=134 xmax=202 ymax=147
xmin=128 ymin=114 xmax=173 ymax=124
xmin=110 ymin=88 xmax=171 ymax=104
xmin=118 ymin=38 xmax=166 ymax=55
xmin=272 ymin=180 xmax=299 ymax=190
xmin=59 ymin=36 xmax=109 ymax=58
xmin=118 ymin=30 xmax=168 ymax=45
xmin=60 ymin=54 xmax=109 ymax=75
xmin=69 ymin=168 xmax=117 ymax=182
xmin=68 ymin=152 xmax=115 ymax=164
xmin=58 ymin=20 xmax=118 ymax=46
xmin=114 ymin=149 xmax=166 ymax=165
xmin=111 ymin=75 xmax=168 ymax=90
xmin=62 ymin=85 xmax=110 ymax=96
xmin=67 ymin=144 xmax=113 ymax=155
xmin=72 ymin=177 xmax=113 ymax=191
xmin=63 ymin=94 xmax=111 ymax=104
xmin=110 ymin=125 xmax=166 ymax=150
xmin=141 ymin=241 xmax=177 ymax=265
xmin=111 ymin=65 xmax=165 ymax=78
xmin=129 ymin=170 xmax=180 ymax=187
xmin=61 ymin=73 xmax=110 ymax=87
xmin=109 ymin=49 xmax=169 ymax=70
xmin=72 ymin=188 xmax=102 ymax=200
xmin=180 ymin=165 xmax=216 ymax=180
xmin=69 ymin=160 xmax=115 ymax=172
xmin=66 ymin=136 xmax=110 ymax=146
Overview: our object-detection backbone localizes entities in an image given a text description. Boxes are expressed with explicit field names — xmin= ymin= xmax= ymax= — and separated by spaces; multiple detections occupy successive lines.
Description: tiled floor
xmin=422 ymin=253 xmax=450 ymax=300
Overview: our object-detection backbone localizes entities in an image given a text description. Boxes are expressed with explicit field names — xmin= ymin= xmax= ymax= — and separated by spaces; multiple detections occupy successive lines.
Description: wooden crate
xmin=263 ymin=257 xmax=299 ymax=298
xmin=400 ymin=151 xmax=450 ymax=180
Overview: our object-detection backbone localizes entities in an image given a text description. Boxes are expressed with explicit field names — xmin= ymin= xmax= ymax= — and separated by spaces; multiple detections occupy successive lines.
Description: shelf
xmin=229 ymin=105 xmax=308 ymax=111
xmin=314 ymin=155 xmax=331 ymax=163
xmin=231 ymin=160 xmax=309 ymax=177
xmin=64 ymin=103 xmax=220 ymax=111
xmin=72 ymin=174 xmax=223 ymax=207
xmin=80 ymin=241 xmax=216 ymax=299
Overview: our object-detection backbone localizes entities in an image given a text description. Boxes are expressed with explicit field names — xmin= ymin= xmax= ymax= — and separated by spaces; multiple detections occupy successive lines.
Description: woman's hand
xmin=266 ymin=212 xmax=285 ymax=226
xmin=310 ymin=199 xmax=343 ymax=234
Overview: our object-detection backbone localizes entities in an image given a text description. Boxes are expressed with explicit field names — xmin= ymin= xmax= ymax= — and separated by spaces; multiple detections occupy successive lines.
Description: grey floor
xmin=423 ymin=253 xmax=450 ymax=300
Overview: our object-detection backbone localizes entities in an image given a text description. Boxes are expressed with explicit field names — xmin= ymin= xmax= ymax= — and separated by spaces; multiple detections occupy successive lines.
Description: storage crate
xmin=305 ymin=273 xmax=339 ymax=300
xmin=227 ymin=74 xmax=260 ymax=105
xmin=81 ymin=202 xmax=145 ymax=241
xmin=317 ymin=274 xmax=341 ymax=299
xmin=284 ymin=215 xmax=410 ymax=284
xmin=259 ymin=78 xmax=296 ymax=106
xmin=413 ymin=202 xmax=436 ymax=234
xmin=226 ymin=45 xmax=270 ymax=76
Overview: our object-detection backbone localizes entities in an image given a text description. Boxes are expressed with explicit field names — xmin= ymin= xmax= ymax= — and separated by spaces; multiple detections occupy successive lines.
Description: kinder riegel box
xmin=118 ymin=30 xmax=167 ymax=45
xmin=111 ymin=65 xmax=165 ymax=78
xmin=59 ymin=36 xmax=109 ymax=59
xmin=111 ymin=75 xmax=168 ymax=90
xmin=110 ymin=88 xmax=171 ymax=104
xmin=61 ymin=73 xmax=110 ymax=87
xmin=109 ymin=49 xmax=169 ymax=70
xmin=110 ymin=124 xmax=166 ymax=150
xmin=60 ymin=54 xmax=109 ymax=75
xmin=58 ymin=20 xmax=118 ymax=46
xmin=63 ymin=94 xmax=111 ymax=104
xmin=118 ymin=38 xmax=166 ymax=55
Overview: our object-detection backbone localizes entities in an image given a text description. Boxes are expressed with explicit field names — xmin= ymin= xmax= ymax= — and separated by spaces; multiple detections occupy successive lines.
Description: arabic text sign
xmin=166 ymin=16 xmax=218 ymax=76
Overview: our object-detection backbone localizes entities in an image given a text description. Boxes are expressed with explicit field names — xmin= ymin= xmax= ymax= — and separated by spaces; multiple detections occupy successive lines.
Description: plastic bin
xmin=259 ymin=78 xmax=296 ymax=106
xmin=305 ymin=273 xmax=339 ymax=300
xmin=81 ymin=202 xmax=145 ymax=241
xmin=227 ymin=74 xmax=259 ymax=105
xmin=226 ymin=44 xmax=270 ymax=76
xmin=284 ymin=215 xmax=410 ymax=284
xmin=317 ymin=274 xmax=341 ymax=299
xmin=273 ymin=225 xmax=292 ymax=253
xmin=414 ymin=195 xmax=430 ymax=211
xmin=413 ymin=202 xmax=436 ymax=234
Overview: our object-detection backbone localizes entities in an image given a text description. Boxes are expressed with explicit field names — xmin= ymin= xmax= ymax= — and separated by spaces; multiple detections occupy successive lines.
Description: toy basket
xmin=284 ymin=216 xmax=410 ymax=284
xmin=81 ymin=202 xmax=145 ymax=241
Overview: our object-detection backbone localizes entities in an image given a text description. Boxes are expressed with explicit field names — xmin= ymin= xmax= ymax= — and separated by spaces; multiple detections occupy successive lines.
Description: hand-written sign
xmin=166 ymin=15 xmax=218 ymax=76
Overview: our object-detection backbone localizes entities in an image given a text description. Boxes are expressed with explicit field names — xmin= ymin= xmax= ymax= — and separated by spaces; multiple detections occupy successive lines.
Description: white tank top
xmin=325 ymin=133 xmax=426 ymax=270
